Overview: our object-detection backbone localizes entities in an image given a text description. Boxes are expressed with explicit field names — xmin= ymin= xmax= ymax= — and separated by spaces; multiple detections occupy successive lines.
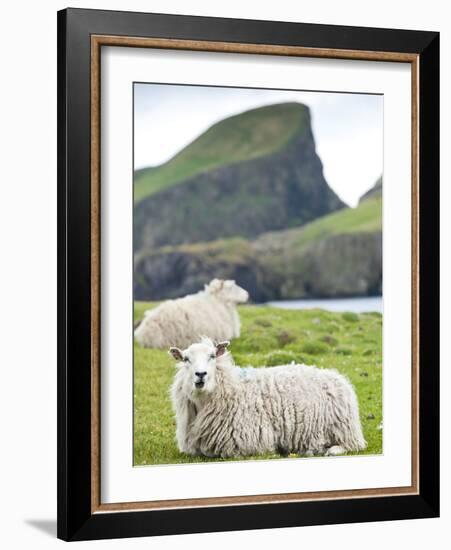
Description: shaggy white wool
xmin=169 ymin=338 xmax=367 ymax=458
xmin=134 ymin=279 xmax=249 ymax=349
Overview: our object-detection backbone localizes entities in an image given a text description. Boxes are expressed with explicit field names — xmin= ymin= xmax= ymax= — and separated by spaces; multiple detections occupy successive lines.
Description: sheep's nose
xmin=195 ymin=372 xmax=207 ymax=379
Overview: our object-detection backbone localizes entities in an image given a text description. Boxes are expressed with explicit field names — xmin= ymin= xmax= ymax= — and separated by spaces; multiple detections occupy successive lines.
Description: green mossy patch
xmin=342 ymin=312 xmax=360 ymax=323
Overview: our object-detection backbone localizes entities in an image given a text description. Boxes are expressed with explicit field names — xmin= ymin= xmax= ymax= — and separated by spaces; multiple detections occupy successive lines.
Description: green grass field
xmin=133 ymin=302 xmax=382 ymax=466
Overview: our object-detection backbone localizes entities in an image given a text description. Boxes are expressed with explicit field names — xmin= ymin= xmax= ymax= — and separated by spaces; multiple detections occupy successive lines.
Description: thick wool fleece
xmin=134 ymin=280 xmax=247 ymax=349
xmin=171 ymin=348 xmax=366 ymax=458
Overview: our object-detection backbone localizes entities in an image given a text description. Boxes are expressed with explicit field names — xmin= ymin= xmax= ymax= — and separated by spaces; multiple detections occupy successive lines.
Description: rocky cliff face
xmin=134 ymin=239 xmax=267 ymax=301
xmin=256 ymin=231 xmax=382 ymax=299
xmin=134 ymin=104 xmax=345 ymax=251
xmin=134 ymin=198 xmax=383 ymax=303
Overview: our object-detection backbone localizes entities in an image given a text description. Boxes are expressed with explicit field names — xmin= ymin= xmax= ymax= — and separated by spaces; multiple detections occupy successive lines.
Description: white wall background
xmin=0 ymin=0 xmax=448 ymax=547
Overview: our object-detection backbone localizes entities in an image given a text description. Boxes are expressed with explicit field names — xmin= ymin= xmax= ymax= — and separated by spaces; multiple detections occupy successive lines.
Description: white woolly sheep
xmin=134 ymin=279 xmax=249 ymax=349
xmin=169 ymin=338 xmax=367 ymax=458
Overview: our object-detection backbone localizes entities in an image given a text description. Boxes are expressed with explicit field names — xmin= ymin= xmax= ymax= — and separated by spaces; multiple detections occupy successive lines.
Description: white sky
xmin=134 ymin=84 xmax=383 ymax=207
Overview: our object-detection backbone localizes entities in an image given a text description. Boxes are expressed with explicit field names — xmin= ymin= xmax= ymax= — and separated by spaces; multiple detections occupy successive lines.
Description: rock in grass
xmin=321 ymin=335 xmax=338 ymax=346
xmin=277 ymin=330 xmax=296 ymax=347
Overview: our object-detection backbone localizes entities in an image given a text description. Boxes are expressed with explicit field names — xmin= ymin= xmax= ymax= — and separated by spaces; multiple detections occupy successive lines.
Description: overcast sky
xmin=134 ymin=83 xmax=383 ymax=207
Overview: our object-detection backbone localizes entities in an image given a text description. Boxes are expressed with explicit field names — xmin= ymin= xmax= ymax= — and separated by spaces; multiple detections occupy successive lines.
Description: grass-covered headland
xmin=134 ymin=102 xmax=311 ymax=203
xmin=134 ymin=302 xmax=382 ymax=466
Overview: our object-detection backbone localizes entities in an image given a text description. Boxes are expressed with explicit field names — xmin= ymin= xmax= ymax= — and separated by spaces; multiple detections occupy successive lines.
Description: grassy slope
xmin=294 ymin=196 xmax=381 ymax=245
xmin=134 ymin=102 xmax=309 ymax=203
xmin=135 ymin=236 xmax=253 ymax=264
xmin=134 ymin=303 xmax=382 ymax=466
xmin=359 ymin=176 xmax=383 ymax=203
xmin=258 ymin=196 xmax=382 ymax=251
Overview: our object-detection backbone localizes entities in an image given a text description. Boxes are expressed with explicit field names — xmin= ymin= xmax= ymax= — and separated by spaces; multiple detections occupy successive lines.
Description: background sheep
xmin=169 ymin=338 xmax=367 ymax=458
xmin=134 ymin=279 xmax=249 ymax=349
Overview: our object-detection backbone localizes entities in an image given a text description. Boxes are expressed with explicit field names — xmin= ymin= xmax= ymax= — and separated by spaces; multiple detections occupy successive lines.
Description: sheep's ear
xmin=208 ymin=278 xmax=224 ymax=294
xmin=169 ymin=347 xmax=183 ymax=361
xmin=215 ymin=341 xmax=230 ymax=357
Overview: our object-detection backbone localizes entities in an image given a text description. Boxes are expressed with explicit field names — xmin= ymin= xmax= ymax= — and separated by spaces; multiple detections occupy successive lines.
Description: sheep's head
xmin=206 ymin=279 xmax=249 ymax=304
xmin=169 ymin=338 xmax=230 ymax=395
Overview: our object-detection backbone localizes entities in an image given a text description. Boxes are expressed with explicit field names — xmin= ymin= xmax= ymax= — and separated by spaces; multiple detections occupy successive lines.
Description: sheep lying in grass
xmin=169 ymin=338 xmax=366 ymax=458
xmin=134 ymin=279 xmax=249 ymax=349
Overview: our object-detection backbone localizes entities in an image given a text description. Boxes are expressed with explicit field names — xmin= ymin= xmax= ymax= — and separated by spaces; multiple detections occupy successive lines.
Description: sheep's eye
xmin=209 ymin=354 xmax=215 ymax=360
xmin=183 ymin=356 xmax=190 ymax=363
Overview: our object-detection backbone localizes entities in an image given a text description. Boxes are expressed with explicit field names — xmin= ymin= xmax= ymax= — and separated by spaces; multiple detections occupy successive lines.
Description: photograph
xmin=132 ymin=83 xmax=384 ymax=466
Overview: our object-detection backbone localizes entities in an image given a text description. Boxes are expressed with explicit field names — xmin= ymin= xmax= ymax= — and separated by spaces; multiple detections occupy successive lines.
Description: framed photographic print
xmin=57 ymin=8 xmax=440 ymax=541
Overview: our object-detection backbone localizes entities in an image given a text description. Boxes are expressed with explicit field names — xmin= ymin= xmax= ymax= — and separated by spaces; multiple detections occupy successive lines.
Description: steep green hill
xmin=134 ymin=102 xmax=310 ymax=203
xmin=134 ymin=197 xmax=382 ymax=301
xmin=134 ymin=102 xmax=345 ymax=251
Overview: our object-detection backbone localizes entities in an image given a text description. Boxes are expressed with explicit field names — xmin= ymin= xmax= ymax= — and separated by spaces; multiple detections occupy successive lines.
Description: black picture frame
xmin=57 ymin=7 xmax=439 ymax=541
